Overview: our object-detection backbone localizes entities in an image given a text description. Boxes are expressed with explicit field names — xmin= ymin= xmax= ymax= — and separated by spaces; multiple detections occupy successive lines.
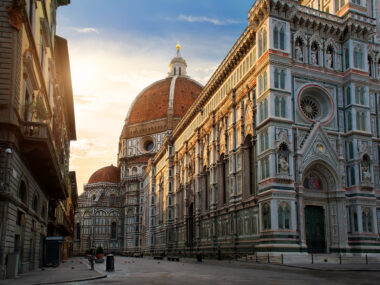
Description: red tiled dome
xmin=126 ymin=77 xmax=202 ymax=126
xmin=88 ymin=165 xmax=120 ymax=184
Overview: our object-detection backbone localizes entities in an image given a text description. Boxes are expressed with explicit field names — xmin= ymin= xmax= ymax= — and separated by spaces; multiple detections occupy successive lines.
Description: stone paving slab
xmin=0 ymin=257 xmax=106 ymax=285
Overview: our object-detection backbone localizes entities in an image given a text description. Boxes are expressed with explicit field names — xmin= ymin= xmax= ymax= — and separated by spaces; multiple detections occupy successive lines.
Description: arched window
xmin=279 ymin=27 xmax=285 ymax=50
xmin=179 ymin=67 xmax=182 ymax=76
xmin=350 ymin=167 xmax=356 ymax=185
xmin=354 ymin=46 xmax=364 ymax=69
xmin=19 ymin=181 xmax=27 ymax=203
xmin=132 ymin=167 xmax=138 ymax=175
xmin=273 ymin=26 xmax=279 ymax=49
xmin=274 ymin=69 xmax=279 ymax=88
xmin=263 ymin=71 xmax=268 ymax=91
xmin=278 ymin=202 xmax=290 ymax=229
xmin=32 ymin=194 xmax=38 ymax=211
xmin=262 ymin=203 xmax=271 ymax=230
xmin=275 ymin=97 xmax=286 ymax=118
xmin=362 ymin=208 xmax=373 ymax=232
xmin=111 ymin=222 xmax=117 ymax=239
xmin=262 ymin=29 xmax=267 ymax=52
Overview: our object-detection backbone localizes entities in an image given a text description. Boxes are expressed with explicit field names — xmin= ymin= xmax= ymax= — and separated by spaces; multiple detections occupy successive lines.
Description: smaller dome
xmin=88 ymin=165 xmax=120 ymax=184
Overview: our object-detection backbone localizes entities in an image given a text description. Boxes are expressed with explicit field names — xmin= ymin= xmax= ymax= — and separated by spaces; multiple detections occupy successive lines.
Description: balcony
xmin=20 ymin=120 xmax=67 ymax=199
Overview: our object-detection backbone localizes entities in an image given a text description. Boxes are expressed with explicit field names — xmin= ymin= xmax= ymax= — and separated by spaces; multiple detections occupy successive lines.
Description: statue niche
xmin=295 ymin=38 xmax=304 ymax=62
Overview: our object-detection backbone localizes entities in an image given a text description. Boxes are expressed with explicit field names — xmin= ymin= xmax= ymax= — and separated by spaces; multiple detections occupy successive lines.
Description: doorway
xmin=305 ymin=206 xmax=326 ymax=253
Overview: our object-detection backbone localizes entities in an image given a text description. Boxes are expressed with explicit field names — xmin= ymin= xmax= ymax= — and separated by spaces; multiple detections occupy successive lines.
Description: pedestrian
xmin=89 ymin=254 xmax=95 ymax=270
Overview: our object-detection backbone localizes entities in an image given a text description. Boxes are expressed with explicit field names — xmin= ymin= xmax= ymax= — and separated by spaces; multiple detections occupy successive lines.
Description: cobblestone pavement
xmin=72 ymin=256 xmax=380 ymax=285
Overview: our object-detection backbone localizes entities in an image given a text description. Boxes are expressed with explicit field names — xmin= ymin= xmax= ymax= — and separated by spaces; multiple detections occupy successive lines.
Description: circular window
xmin=139 ymin=136 xmax=155 ymax=153
xmin=144 ymin=140 xmax=154 ymax=151
xmin=300 ymin=96 xmax=320 ymax=120
xmin=297 ymin=85 xmax=334 ymax=123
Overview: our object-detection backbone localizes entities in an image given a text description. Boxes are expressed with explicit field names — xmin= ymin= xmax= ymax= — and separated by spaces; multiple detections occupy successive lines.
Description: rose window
xmin=300 ymin=96 xmax=320 ymax=120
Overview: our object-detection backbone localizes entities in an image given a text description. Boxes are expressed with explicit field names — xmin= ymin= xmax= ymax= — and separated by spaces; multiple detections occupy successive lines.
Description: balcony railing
xmin=21 ymin=121 xmax=48 ymax=140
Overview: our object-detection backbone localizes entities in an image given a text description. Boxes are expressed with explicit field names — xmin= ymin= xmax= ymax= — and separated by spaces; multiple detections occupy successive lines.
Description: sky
xmin=57 ymin=0 xmax=254 ymax=194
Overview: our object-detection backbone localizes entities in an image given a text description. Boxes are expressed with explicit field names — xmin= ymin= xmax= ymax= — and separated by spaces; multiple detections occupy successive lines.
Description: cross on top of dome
xmin=169 ymin=42 xmax=187 ymax=77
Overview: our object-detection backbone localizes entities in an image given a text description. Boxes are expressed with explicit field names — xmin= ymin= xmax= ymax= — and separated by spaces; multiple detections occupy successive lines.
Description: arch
xmin=19 ymin=180 xmax=28 ymax=204
xmin=32 ymin=194 xmax=38 ymax=211
xmin=302 ymin=160 xmax=339 ymax=191
xmin=325 ymin=38 xmax=338 ymax=52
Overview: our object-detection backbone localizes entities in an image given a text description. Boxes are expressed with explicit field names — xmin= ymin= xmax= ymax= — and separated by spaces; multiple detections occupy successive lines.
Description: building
xmin=74 ymin=45 xmax=203 ymax=255
xmin=76 ymin=0 xmax=380 ymax=258
xmin=0 ymin=0 xmax=76 ymax=279
xmin=74 ymin=165 xmax=123 ymax=254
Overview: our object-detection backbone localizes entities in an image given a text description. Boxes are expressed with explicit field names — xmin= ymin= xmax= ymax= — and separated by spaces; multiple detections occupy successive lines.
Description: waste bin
xmin=106 ymin=254 xmax=114 ymax=272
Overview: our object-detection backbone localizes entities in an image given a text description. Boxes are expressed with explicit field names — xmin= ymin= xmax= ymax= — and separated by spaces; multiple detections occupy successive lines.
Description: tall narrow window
xmin=263 ymin=71 xmax=268 ymax=91
xmin=279 ymin=27 xmax=285 ymax=50
xmin=273 ymin=26 xmax=279 ymax=49
xmin=362 ymin=208 xmax=373 ymax=233
xmin=262 ymin=203 xmax=271 ymax=230
xmin=275 ymin=97 xmax=280 ymax=117
xmin=278 ymin=202 xmax=290 ymax=229
xmin=350 ymin=167 xmax=356 ymax=185
xmin=345 ymin=48 xmax=350 ymax=69
xmin=111 ymin=222 xmax=117 ymax=239
xmin=346 ymin=86 xmax=351 ymax=105
xmin=264 ymin=98 xmax=268 ymax=119
xmin=280 ymin=70 xmax=285 ymax=89
xmin=347 ymin=111 xmax=352 ymax=131
xmin=281 ymin=97 xmax=286 ymax=117
xmin=274 ymin=69 xmax=279 ymax=88
xmin=262 ymin=29 xmax=267 ymax=53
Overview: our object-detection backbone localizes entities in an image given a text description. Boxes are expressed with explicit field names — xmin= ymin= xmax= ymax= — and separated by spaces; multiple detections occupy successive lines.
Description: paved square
xmin=73 ymin=256 xmax=380 ymax=285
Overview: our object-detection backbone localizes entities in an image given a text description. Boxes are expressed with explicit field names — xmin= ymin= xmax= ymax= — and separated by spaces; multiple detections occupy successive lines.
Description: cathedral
xmin=74 ymin=0 xmax=380 ymax=258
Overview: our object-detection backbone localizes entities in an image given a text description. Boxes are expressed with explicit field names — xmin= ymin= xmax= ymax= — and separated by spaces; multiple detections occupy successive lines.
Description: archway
xmin=302 ymin=160 xmax=339 ymax=253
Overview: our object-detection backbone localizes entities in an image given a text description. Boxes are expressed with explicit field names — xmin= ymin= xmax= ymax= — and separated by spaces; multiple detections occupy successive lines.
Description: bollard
xmin=339 ymin=254 xmax=342 ymax=265
xmin=106 ymin=254 xmax=115 ymax=272
xmin=267 ymin=253 xmax=270 ymax=264
xmin=197 ymin=252 xmax=203 ymax=263
xmin=311 ymin=254 xmax=314 ymax=264
xmin=366 ymin=254 xmax=368 ymax=264
xmin=281 ymin=253 xmax=283 ymax=265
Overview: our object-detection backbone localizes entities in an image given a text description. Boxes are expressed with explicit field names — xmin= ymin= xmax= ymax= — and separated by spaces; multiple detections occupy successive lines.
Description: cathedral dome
xmin=88 ymin=165 xmax=120 ymax=184
xmin=121 ymin=45 xmax=202 ymax=139
xmin=124 ymin=77 xmax=202 ymax=127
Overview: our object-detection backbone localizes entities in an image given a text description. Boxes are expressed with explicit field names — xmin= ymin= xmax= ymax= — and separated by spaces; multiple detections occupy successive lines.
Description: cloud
xmin=72 ymin=27 xmax=99 ymax=34
xmin=177 ymin=14 xmax=241 ymax=26
xmin=70 ymin=138 xmax=109 ymax=160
